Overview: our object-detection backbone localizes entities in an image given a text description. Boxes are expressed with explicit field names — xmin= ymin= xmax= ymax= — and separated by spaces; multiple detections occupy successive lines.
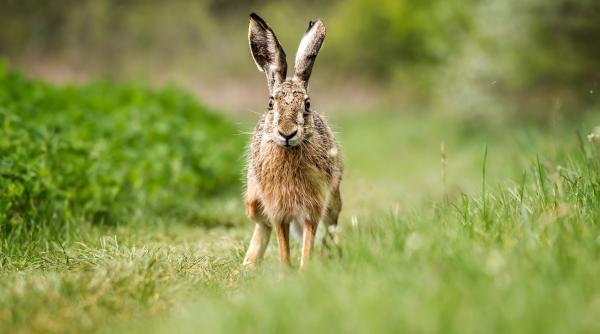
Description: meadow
xmin=1 ymin=66 xmax=600 ymax=333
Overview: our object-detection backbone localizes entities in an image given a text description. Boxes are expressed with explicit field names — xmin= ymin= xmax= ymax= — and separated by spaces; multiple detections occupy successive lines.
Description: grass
xmin=124 ymin=111 xmax=600 ymax=334
xmin=2 ymin=71 xmax=600 ymax=333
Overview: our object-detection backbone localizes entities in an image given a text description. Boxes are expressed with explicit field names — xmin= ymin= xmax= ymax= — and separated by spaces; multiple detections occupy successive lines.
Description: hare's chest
xmin=257 ymin=155 xmax=327 ymax=221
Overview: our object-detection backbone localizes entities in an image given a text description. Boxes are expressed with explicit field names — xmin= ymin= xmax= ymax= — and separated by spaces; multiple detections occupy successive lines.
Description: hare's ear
xmin=248 ymin=13 xmax=287 ymax=93
xmin=294 ymin=19 xmax=326 ymax=88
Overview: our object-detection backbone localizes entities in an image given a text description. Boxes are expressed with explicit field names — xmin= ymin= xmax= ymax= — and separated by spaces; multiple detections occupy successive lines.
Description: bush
xmin=430 ymin=0 xmax=600 ymax=122
xmin=0 ymin=65 xmax=244 ymax=243
xmin=327 ymin=0 xmax=475 ymax=87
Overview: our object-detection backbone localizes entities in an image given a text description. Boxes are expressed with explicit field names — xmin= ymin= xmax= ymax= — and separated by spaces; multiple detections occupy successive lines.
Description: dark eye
xmin=268 ymin=97 xmax=274 ymax=110
xmin=304 ymin=99 xmax=311 ymax=111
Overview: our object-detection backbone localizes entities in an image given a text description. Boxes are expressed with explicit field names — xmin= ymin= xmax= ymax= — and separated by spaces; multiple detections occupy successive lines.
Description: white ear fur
xmin=295 ymin=26 xmax=317 ymax=65
xmin=294 ymin=19 xmax=326 ymax=87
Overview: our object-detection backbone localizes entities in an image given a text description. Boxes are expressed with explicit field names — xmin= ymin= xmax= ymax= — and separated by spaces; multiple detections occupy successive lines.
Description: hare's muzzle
xmin=276 ymin=128 xmax=299 ymax=147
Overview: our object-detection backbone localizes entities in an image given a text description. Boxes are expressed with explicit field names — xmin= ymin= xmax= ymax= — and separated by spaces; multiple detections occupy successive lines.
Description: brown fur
xmin=242 ymin=14 xmax=343 ymax=270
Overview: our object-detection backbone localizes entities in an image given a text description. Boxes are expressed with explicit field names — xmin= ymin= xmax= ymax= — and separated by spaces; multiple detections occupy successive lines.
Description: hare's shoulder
xmin=249 ymin=114 xmax=266 ymax=151
xmin=309 ymin=112 xmax=343 ymax=181
xmin=312 ymin=112 xmax=338 ymax=151
xmin=246 ymin=115 xmax=266 ymax=179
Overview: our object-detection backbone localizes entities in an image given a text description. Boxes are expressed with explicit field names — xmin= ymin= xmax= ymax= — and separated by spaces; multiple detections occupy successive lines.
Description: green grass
xmin=124 ymin=112 xmax=600 ymax=334
xmin=2 ymin=70 xmax=600 ymax=333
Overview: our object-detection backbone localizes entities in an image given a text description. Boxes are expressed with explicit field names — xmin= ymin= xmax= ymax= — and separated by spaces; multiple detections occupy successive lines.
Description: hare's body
xmin=243 ymin=14 xmax=342 ymax=269
xmin=248 ymin=97 xmax=342 ymax=225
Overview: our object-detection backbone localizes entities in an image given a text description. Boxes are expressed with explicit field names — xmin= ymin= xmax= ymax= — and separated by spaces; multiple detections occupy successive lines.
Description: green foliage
xmin=0 ymin=66 xmax=244 ymax=244
xmin=327 ymin=0 xmax=475 ymax=79
xmin=324 ymin=0 xmax=600 ymax=112
xmin=527 ymin=0 xmax=600 ymax=87
xmin=429 ymin=0 xmax=600 ymax=121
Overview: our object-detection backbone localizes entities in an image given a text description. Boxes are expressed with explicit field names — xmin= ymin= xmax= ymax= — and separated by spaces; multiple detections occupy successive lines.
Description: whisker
xmin=246 ymin=108 xmax=264 ymax=116
xmin=235 ymin=131 xmax=255 ymax=136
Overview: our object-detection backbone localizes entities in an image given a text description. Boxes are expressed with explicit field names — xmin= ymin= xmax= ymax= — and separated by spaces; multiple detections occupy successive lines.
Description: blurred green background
xmin=2 ymin=1 xmax=600 ymax=333
xmin=1 ymin=0 xmax=598 ymax=119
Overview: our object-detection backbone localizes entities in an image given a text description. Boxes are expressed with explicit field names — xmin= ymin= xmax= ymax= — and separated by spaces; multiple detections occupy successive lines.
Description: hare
xmin=242 ymin=13 xmax=343 ymax=270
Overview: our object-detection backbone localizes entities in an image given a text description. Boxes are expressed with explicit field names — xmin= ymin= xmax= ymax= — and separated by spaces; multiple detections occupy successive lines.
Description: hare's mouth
xmin=274 ymin=132 xmax=301 ymax=147
xmin=277 ymin=139 xmax=300 ymax=148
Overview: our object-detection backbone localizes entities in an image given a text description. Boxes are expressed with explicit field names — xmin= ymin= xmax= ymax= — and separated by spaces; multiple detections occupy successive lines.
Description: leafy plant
xmin=0 ymin=65 xmax=244 ymax=244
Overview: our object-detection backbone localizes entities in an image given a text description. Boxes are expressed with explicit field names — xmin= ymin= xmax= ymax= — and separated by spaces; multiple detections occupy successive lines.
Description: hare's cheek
xmin=297 ymin=112 xmax=305 ymax=127
xmin=271 ymin=112 xmax=280 ymax=127
xmin=264 ymin=123 xmax=274 ymax=135
xmin=264 ymin=113 xmax=276 ymax=130
xmin=304 ymin=117 xmax=314 ymax=130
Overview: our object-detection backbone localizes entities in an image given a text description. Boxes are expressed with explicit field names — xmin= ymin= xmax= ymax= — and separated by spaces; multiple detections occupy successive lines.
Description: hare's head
xmin=248 ymin=13 xmax=326 ymax=148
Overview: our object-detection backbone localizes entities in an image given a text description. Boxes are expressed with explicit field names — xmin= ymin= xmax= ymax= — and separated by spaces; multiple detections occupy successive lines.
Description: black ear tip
xmin=250 ymin=13 xmax=269 ymax=28
xmin=250 ymin=13 xmax=263 ymax=21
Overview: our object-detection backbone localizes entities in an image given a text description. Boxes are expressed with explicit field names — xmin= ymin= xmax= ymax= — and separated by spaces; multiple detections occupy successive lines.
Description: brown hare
xmin=242 ymin=13 xmax=343 ymax=270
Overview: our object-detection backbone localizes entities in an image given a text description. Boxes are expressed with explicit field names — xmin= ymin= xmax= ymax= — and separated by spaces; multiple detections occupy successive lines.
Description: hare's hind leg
xmin=242 ymin=196 xmax=272 ymax=268
xmin=322 ymin=186 xmax=342 ymax=257
xmin=301 ymin=186 xmax=342 ymax=268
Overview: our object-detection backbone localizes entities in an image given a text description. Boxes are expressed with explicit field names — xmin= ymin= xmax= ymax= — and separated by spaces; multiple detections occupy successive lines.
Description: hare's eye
xmin=268 ymin=97 xmax=274 ymax=110
xmin=304 ymin=99 xmax=311 ymax=111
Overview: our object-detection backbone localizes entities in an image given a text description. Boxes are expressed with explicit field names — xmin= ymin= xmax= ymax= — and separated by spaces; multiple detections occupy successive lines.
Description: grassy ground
xmin=2 ymin=101 xmax=600 ymax=333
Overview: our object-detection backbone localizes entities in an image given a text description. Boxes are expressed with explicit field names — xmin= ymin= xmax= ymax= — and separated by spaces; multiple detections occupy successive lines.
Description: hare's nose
xmin=278 ymin=129 xmax=298 ymax=140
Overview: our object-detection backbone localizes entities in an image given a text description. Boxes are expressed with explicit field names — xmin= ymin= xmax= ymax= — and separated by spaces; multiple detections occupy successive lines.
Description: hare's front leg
xmin=275 ymin=222 xmax=291 ymax=268
xmin=300 ymin=221 xmax=318 ymax=269
xmin=243 ymin=223 xmax=271 ymax=268
xmin=242 ymin=195 xmax=271 ymax=268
